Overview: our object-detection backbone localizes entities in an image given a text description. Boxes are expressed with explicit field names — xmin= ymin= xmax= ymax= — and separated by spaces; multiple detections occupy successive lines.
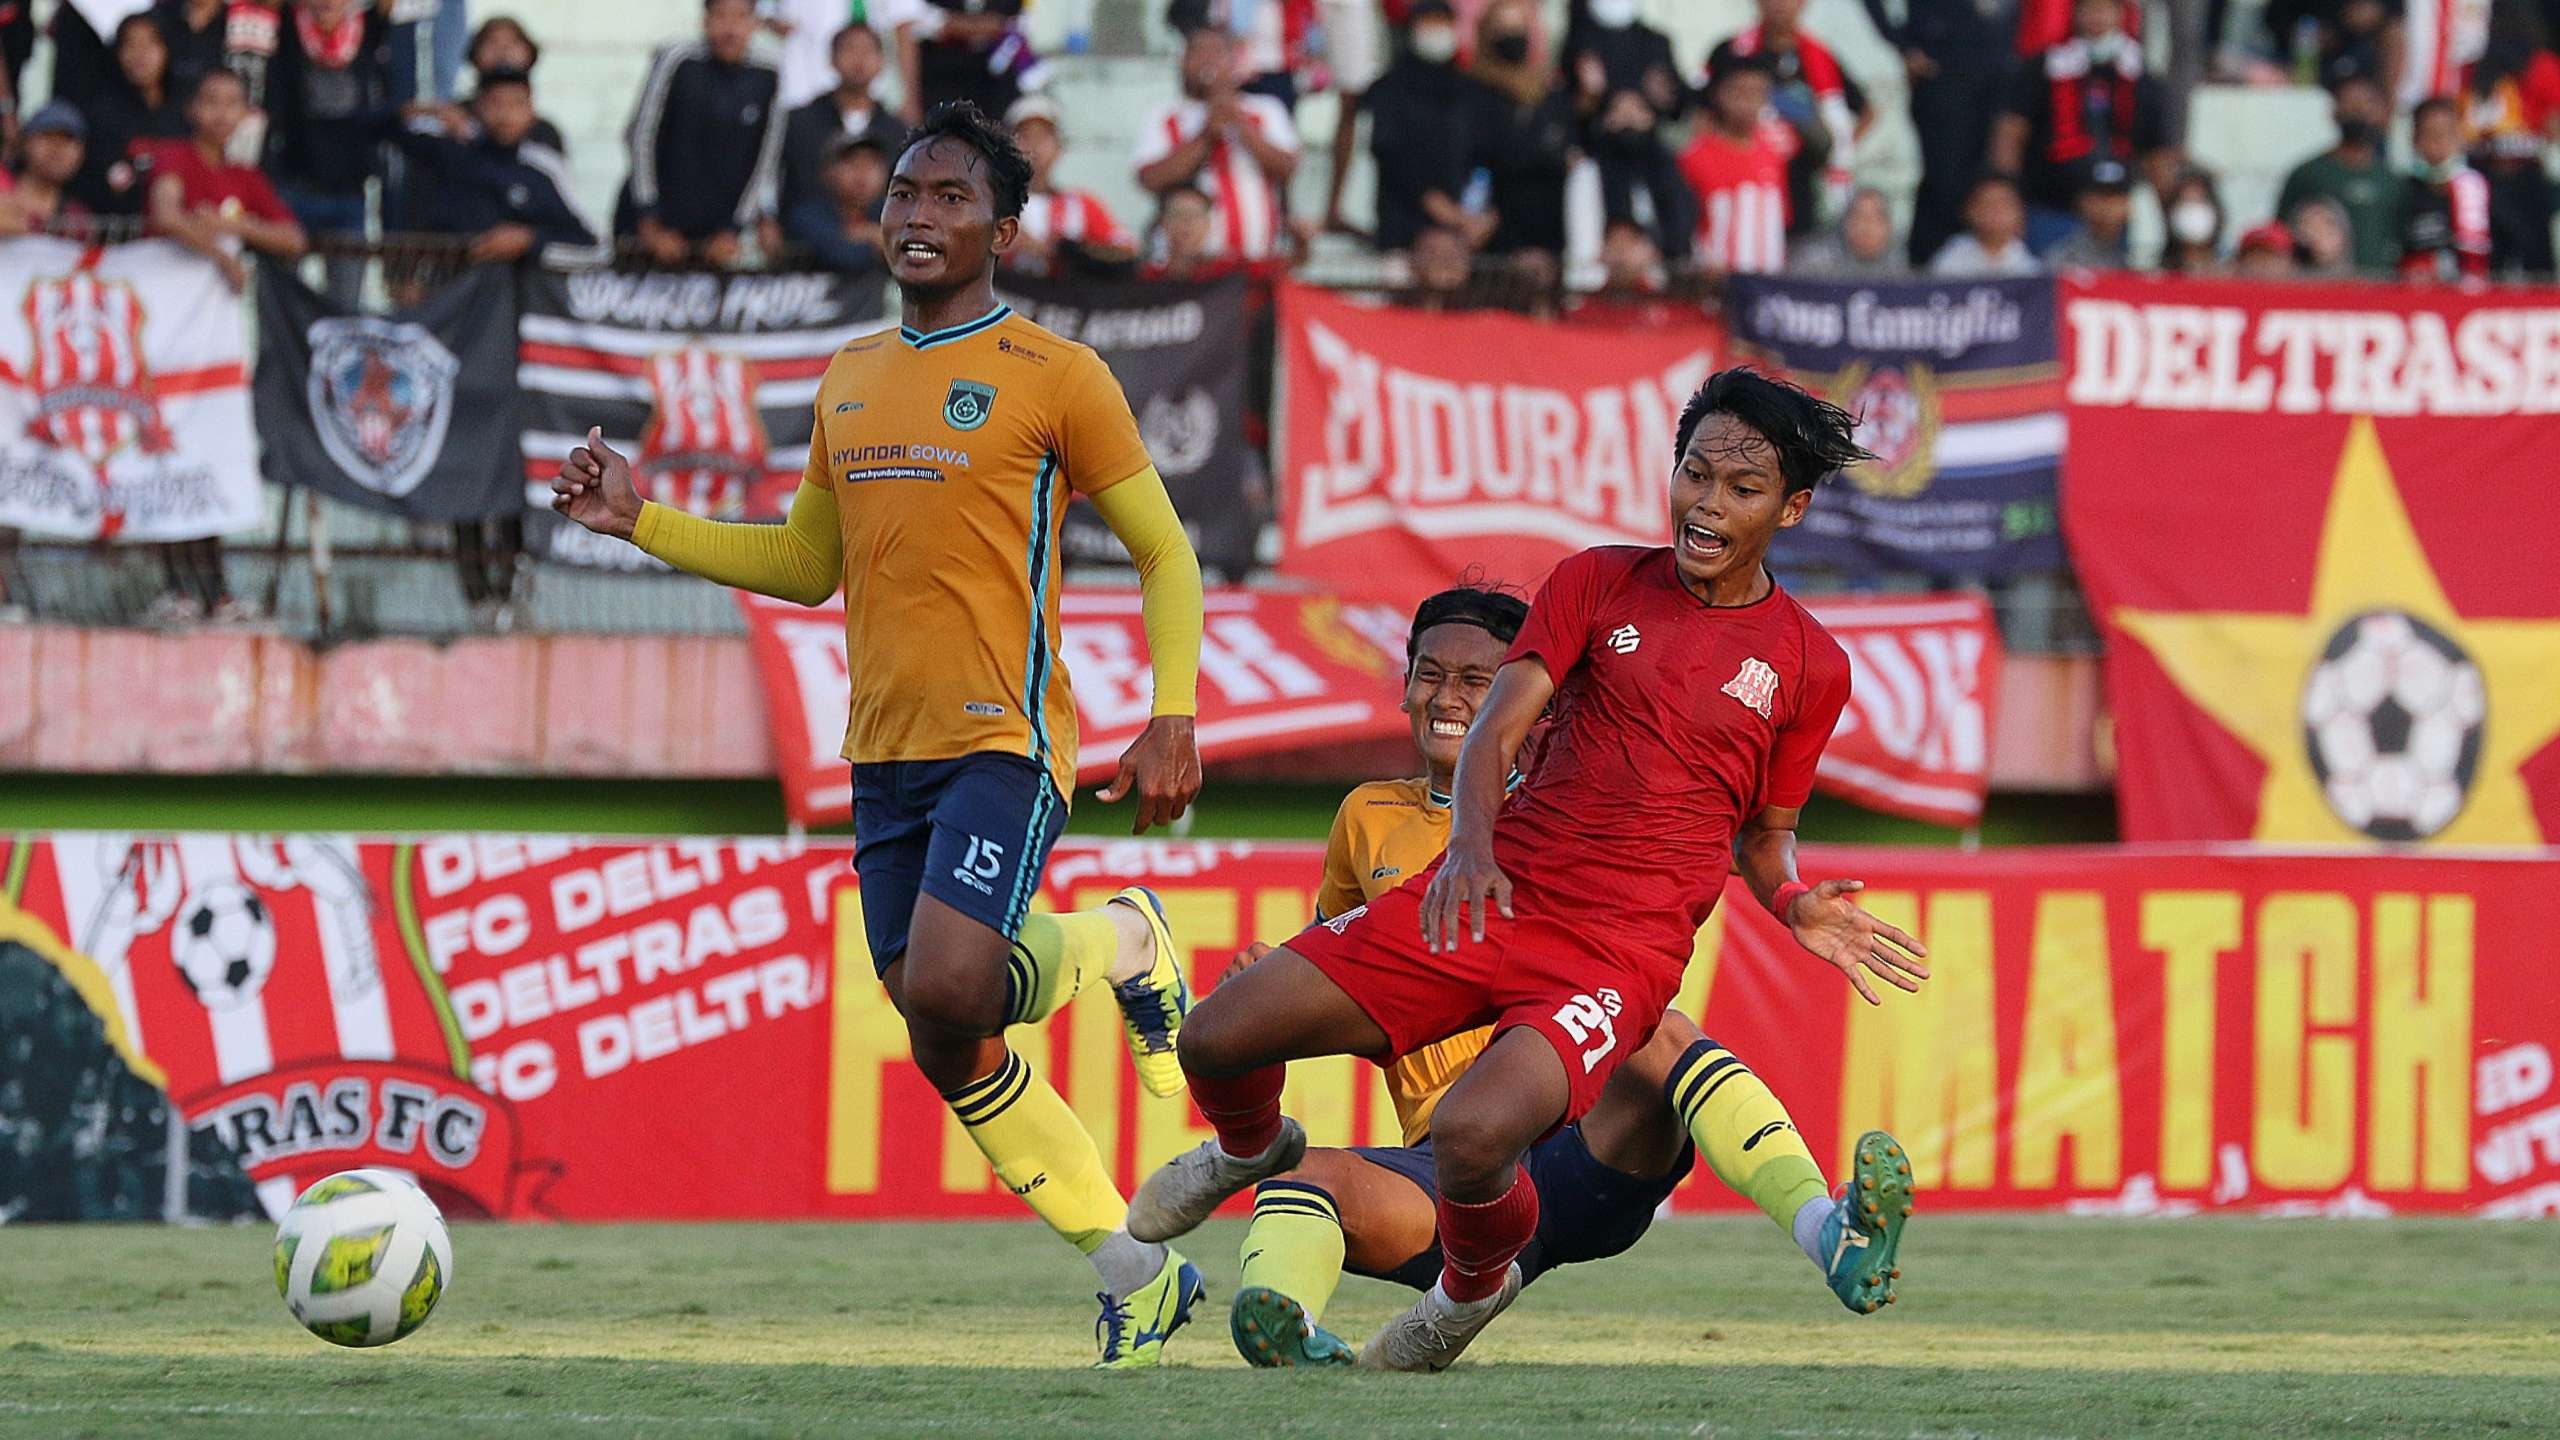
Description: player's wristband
xmin=1770 ymin=880 xmax=1814 ymax=927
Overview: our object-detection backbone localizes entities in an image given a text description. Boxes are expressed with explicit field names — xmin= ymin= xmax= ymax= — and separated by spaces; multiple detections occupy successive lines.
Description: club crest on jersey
xmin=943 ymin=378 xmax=997 ymax=432
xmin=1723 ymin=658 xmax=1780 ymax=719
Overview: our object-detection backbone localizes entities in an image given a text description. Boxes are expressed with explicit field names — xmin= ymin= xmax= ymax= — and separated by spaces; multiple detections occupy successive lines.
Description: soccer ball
xmin=274 ymin=1170 xmax=454 ymax=1347
xmin=2299 ymin=611 xmax=2485 ymax=842
xmin=172 ymin=882 xmax=276 ymax=1011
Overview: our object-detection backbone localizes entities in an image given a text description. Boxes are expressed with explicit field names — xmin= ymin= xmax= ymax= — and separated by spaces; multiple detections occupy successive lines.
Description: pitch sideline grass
xmin=2 ymin=1215 xmax=2553 ymax=1438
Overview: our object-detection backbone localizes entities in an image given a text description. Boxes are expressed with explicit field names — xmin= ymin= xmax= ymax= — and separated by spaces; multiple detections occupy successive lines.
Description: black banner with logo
xmin=253 ymin=260 xmax=525 ymax=522
xmin=1724 ymin=275 xmax=2065 ymax=578
xmin=997 ymin=274 xmax=1260 ymax=578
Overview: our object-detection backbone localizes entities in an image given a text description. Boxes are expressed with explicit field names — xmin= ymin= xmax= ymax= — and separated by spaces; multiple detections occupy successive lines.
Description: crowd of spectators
xmin=0 ymin=0 xmax=2546 ymax=295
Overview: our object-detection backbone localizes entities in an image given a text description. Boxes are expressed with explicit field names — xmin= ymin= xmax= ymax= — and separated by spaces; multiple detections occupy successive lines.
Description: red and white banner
xmin=2062 ymin=274 xmax=2560 ymax=847
xmin=0 ymin=238 xmax=261 ymax=540
xmin=1805 ymin=594 xmax=2003 ymax=827
xmin=1277 ymin=282 xmax=1724 ymax=601
xmin=737 ymin=587 xmax=1417 ymax=826
xmin=7 ymin=833 xmax=2558 ymax=1220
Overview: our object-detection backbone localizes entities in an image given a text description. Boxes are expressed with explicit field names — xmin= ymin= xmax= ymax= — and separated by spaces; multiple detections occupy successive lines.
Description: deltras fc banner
xmin=0 ymin=238 xmax=261 ymax=541
xmin=998 ymin=274 xmax=1259 ymax=578
xmin=1277 ymin=281 xmax=1721 ymax=602
xmin=6 ymin=834 xmax=2556 ymax=1222
xmin=516 ymin=267 xmax=886 ymax=567
xmin=735 ymin=587 xmax=1415 ymax=827
xmin=1725 ymin=274 xmax=2065 ymax=578
xmin=2062 ymin=274 xmax=2560 ymax=846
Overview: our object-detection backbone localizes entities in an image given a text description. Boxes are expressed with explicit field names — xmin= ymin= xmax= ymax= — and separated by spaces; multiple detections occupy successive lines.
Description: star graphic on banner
xmin=2112 ymin=417 xmax=2560 ymax=846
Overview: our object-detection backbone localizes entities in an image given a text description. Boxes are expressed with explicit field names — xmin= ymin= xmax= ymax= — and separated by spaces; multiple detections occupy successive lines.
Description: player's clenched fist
xmin=552 ymin=425 xmax=643 ymax=540
xmin=1421 ymin=839 xmax=1511 ymax=953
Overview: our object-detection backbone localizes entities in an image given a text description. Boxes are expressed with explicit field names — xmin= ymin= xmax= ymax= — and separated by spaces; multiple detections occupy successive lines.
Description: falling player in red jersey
xmin=1127 ymin=368 xmax=1931 ymax=1370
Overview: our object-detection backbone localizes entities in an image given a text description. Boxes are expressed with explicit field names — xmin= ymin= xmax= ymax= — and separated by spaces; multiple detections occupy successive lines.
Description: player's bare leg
xmin=889 ymin=897 xmax=1204 ymax=1362
xmin=1359 ymin=1027 xmax=1564 ymax=1371
xmin=1230 ymin=1148 xmax=1436 ymax=1368
xmin=1126 ymin=948 xmax=1391 ymax=1242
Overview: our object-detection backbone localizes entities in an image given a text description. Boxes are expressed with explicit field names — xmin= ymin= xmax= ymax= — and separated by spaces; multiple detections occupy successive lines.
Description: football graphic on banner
xmin=2299 ymin=611 xmax=2486 ymax=842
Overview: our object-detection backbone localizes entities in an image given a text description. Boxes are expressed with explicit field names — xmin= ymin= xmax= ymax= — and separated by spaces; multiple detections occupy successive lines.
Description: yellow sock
xmin=1667 ymin=1038 xmax=1830 ymax=1235
xmin=1239 ymin=1182 xmax=1346 ymax=1324
xmin=1007 ymin=911 xmax=1117 ymax=1025
xmin=942 ymin=1046 xmax=1127 ymax=1254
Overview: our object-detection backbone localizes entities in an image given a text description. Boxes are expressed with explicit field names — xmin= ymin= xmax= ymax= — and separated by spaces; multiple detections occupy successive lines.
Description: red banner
xmin=2061 ymin=274 xmax=2560 ymax=846
xmin=1276 ymin=282 xmax=1725 ymax=601
xmin=1803 ymin=594 xmax=2003 ymax=827
xmin=737 ymin=589 xmax=1416 ymax=827
xmin=8 ymin=833 xmax=2559 ymax=1220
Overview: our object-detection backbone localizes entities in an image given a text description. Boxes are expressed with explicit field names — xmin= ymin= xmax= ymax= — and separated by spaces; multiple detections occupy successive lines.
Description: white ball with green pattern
xmin=273 ymin=1169 xmax=454 ymax=1347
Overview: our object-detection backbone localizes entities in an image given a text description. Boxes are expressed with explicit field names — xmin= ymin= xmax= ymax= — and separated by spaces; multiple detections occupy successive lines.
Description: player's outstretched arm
xmin=552 ymin=428 xmax=842 ymax=606
xmin=1420 ymin=658 xmax=1555 ymax=953
xmin=1734 ymin=810 xmax=1930 ymax=1005
xmin=1088 ymin=467 xmax=1204 ymax=833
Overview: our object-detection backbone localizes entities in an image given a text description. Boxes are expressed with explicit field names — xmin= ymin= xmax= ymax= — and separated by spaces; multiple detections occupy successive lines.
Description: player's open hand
xmin=1786 ymin=878 xmax=1929 ymax=1005
xmin=1421 ymin=840 xmax=1511 ymax=953
xmin=552 ymin=426 xmax=643 ymax=541
xmin=1096 ymin=715 xmax=1200 ymax=834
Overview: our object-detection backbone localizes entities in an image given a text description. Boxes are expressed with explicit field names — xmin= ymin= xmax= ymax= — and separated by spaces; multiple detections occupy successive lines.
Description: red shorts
xmin=1284 ymin=869 xmax=1687 ymax=1126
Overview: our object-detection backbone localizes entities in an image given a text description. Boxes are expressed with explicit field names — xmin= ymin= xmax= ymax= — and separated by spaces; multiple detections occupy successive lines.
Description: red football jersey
xmin=1495 ymin=545 xmax=1851 ymax=953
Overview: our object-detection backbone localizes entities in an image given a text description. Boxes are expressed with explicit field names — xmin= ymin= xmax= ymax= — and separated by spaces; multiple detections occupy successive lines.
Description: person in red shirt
xmin=1004 ymin=94 xmax=1135 ymax=277
xmin=1126 ymin=368 xmax=1929 ymax=1370
xmin=1679 ymin=52 xmax=1789 ymax=275
xmin=138 ymin=65 xmax=306 ymax=292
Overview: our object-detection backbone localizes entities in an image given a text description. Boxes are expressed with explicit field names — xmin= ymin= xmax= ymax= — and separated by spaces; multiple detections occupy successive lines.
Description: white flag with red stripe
xmin=0 ymin=237 xmax=262 ymax=540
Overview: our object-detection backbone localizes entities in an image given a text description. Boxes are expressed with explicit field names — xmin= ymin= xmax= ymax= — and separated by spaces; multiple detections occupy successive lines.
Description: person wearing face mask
xmin=1562 ymin=0 xmax=1695 ymax=262
xmin=1463 ymin=0 xmax=1573 ymax=260
xmin=2275 ymin=74 xmax=2404 ymax=275
xmin=1360 ymin=0 xmax=1490 ymax=253
xmin=1988 ymin=0 xmax=2173 ymax=255
xmin=2156 ymin=168 xmax=2226 ymax=274
xmin=2396 ymin=96 xmax=2493 ymax=282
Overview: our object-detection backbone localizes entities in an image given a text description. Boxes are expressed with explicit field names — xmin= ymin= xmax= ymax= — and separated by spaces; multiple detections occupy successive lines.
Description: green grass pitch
xmin=3 ymin=1216 xmax=2554 ymax=1438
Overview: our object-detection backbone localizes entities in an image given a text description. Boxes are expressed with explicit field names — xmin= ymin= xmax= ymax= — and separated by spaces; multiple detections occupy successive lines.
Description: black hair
xmin=1705 ymin=49 xmax=1779 ymax=95
xmin=899 ymin=101 xmax=1032 ymax=221
xmin=468 ymin=16 xmax=540 ymax=69
xmin=834 ymin=20 xmax=883 ymax=51
xmin=1673 ymin=368 xmax=1873 ymax=496
xmin=474 ymin=66 xmax=533 ymax=95
xmin=113 ymin=11 xmax=165 ymax=49
xmin=2411 ymin=95 xmax=2462 ymax=129
xmin=1408 ymin=581 xmax=1529 ymax=665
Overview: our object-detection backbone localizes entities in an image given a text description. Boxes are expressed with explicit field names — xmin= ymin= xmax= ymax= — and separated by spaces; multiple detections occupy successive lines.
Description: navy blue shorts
xmin=850 ymin=753 xmax=1067 ymax=976
xmin=1346 ymin=1126 xmax=1695 ymax=1290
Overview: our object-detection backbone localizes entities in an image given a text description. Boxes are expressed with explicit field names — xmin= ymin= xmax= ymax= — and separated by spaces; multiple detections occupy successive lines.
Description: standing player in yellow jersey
xmin=551 ymin=103 xmax=1215 ymax=1368
xmin=1222 ymin=584 xmax=1913 ymax=1368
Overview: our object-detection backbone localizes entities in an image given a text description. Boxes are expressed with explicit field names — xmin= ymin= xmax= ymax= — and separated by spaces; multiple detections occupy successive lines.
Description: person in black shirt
xmin=616 ymin=0 xmax=785 ymax=266
xmin=1466 ymin=0 xmax=1574 ymax=259
xmin=266 ymin=0 xmax=393 ymax=303
xmin=73 ymin=13 xmax=191 ymax=216
xmin=1861 ymin=0 xmax=2019 ymax=265
xmin=148 ymin=0 xmax=228 ymax=98
xmin=1363 ymin=0 xmax=1484 ymax=254
xmin=400 ymin=69 xmax=604 ymax=266
xmin=1562 ymin=0 xmax=1694 ymax=261
xmin=784 ymin=129 xmax=891 ymax=275
xmin=465 ymin=17 xmax=565 ymax=152
xmin=780 ymin=22 xmax=904 ymax=219
xmin=1988 ymin=0 xmax=2173 ymax=254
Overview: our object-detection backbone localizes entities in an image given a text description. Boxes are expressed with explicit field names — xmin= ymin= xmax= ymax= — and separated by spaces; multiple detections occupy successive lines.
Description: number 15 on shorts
xmin=953 ymin=835 xmax=1005 ymax=896
xmin=1553 ymin=987 xmax=1624 ymax=1072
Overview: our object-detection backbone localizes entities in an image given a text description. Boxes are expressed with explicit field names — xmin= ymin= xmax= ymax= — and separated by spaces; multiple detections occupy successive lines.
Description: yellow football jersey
xmin=1318 ymin=777 xmax=1495 ymax=1146
xmin=804 ymin=304 xmax=1150 ymax=802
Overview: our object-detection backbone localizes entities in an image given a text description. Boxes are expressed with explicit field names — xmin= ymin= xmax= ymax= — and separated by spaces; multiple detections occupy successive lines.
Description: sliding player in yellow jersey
xmin=1224 ymin=585 xmax=1913 ymax=1367
xmin=552 ymin=103 xmax=1212 ymax=1368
